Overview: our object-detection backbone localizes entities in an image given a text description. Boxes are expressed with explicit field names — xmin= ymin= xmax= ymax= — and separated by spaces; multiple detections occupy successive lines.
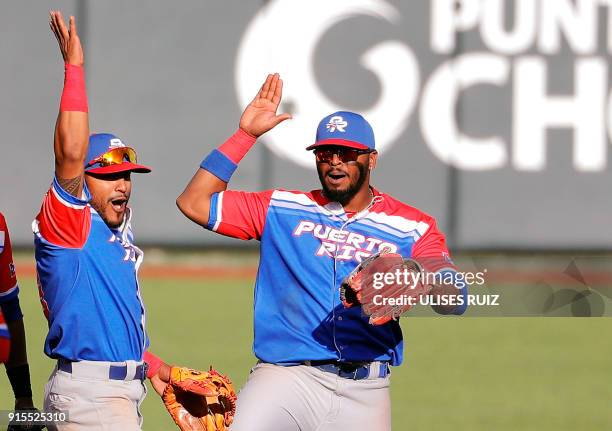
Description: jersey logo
xmin=293 ymin=220 xmax=398 ymax=262
xmin=109 ymin=138 xmax=125 ymax=148
xmin=109 ymin=233 xmax=141 ymax=263
xmin=326 ymin=116 xmax=347 ymax=133
xmin=8 ymin=263 xmax=15 ymax=278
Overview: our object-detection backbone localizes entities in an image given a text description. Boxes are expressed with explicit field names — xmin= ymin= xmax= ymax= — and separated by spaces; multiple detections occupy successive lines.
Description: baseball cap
xmin=306 ymin=111 xmax=375 ymax=151
xmin=84 ymin=133 xmax=151 ymax=175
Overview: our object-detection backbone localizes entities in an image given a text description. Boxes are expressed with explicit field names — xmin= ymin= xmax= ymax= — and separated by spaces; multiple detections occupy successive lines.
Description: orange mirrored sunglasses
xmin=86 ymin=147 xmax=137 ymax=168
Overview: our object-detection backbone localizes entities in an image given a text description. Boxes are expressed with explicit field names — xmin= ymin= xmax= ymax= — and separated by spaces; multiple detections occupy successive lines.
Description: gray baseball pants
xmin=43 ymin=360 xmax=147 ymax=431
xmin=230 ymin=362 xmax=391 ymax=431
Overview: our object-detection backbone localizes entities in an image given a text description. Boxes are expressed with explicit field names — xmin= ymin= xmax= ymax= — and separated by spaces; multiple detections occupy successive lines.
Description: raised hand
xmin=49 ymin=10 xmax=83 ymax=66
xmin=239 ymin=73 xmax=292 ymax=137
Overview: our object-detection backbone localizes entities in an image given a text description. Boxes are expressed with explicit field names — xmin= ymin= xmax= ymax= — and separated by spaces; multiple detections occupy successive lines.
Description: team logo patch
xmin=326 ymin=116 xmax=347 ymax=133
xmin=8 ymin=262 xmax=15 ymax=278
xmin=109 ymin=138 xmax=125 ymax=148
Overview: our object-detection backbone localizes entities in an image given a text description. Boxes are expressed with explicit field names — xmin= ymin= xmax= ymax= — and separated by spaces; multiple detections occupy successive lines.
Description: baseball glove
xmin=162 ymin=366 xmax=237 ymax=431
xmin=340 ymin=250 xmax=433 ymax=325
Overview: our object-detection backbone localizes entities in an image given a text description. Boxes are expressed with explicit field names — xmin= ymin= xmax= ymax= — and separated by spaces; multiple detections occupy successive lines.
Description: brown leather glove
xmin=162 ymin=366 xmax=237 ymax=430
xmin=341 ymin=250 xmax=433 ymax=325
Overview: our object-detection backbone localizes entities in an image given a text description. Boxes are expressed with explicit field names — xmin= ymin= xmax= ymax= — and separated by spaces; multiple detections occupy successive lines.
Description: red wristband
xmin=60 ymin=63 xmax=88 ymax=112
xmin=143 ymin=350 xmax=163 ymax=379
xmin=217 ymin=128 xmax=257 ymax=164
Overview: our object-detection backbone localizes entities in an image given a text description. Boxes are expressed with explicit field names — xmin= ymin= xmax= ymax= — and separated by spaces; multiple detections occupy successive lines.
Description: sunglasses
xmin=314 ymin=148 xmax=371 ymax=164
xmin=86 ymin=147 xmax=137 ymax=168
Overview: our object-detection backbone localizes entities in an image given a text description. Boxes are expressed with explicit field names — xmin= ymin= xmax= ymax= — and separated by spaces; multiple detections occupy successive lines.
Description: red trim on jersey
xmin=310 ymin=190 xmax=329 ymax=207
xmin=0 ymin=213 xmax=18 ymax=296
xmin=360 ymin=191 xmax=455 ymax=271
xmin=411 ymin=220 xmax=448 ymax=257
xmin=36 ymin=272 xmax=50 ymax=321
xmin=36 ymin=184 xmax=91 ymax=248
xmin=411 ymin=220 xmax=456 ymax=272
xmin=214 ymin=190 xmax=273 ymax=240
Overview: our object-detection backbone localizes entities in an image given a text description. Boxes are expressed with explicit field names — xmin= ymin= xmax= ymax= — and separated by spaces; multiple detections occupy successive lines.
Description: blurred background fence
xmin=3 ymin=0 xmax=612 ymax=250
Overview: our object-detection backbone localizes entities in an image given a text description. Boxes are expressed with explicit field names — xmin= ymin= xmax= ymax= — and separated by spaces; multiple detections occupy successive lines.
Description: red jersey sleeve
xmin=411 ymin=218 xmax=457 ymax=272
xmin=0 ymin=213 xmax=19 ymax=303
xmin=35 ymin=176 xmax=92 ymax=248
xmin=207 ymin=190 xmax=273 ymax=240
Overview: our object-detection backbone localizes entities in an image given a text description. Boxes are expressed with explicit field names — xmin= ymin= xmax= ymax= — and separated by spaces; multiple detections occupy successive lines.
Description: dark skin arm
xmin=429 ymin=282 xmax=465 ymax=315
xmin=150 ymin=362 xmax=171 ymax=396
xmin=176 ymin=73 xmax=291 ymax=226
xmin=4 ymin=319 xmax=35 ymax=409
xmin=49 ymin=10 xmax=89 ymax=197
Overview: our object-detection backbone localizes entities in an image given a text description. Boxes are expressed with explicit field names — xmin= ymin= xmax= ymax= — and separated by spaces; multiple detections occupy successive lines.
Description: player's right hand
xmin=150 ymin=362 xmax=171 ymax=396
xmin=239 ymin=73 xmax=292 ymax=138
xmin=49 ymin=10 xmax=83 ymax=66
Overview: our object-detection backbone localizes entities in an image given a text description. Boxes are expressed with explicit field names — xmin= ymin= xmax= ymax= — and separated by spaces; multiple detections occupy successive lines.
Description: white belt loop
xmin=368 ymin=362 xmax=381 ymax=380
xmin=125 ymin=361 xmax=137 ymax=381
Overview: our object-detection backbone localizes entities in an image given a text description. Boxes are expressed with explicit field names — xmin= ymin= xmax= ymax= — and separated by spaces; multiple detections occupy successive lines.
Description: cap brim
xmin=86 ymin=162 xmax=152 ymax=175
xmin=305 ymin=139 xmax=371 ymax=151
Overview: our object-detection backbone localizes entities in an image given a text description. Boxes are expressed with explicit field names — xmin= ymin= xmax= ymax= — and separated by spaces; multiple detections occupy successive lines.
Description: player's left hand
xmin=239 ymin=73 xmax=292 ymax=137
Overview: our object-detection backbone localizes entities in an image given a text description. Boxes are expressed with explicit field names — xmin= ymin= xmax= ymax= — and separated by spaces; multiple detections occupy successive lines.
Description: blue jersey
xmin=33 ymin=177 xmax=147 ymax=362
xmin=207 ymin=187 xmax=461 ymax=366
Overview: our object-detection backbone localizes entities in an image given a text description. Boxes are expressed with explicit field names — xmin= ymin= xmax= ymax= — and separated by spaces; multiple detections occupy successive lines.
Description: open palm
xmin=49 ymin=10 xmax=84 ymax=66
xmin=239 ymin=73 xmax=292 ymax=137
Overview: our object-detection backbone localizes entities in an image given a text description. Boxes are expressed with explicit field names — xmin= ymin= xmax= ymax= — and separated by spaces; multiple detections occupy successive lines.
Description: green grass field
xmin=1 ymin=275 xmax=611 ymax=430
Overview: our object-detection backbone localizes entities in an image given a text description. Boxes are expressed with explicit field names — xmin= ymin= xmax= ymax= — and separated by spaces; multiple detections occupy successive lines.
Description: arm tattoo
xmin=58 ymin=176 xmax=82 ymax=197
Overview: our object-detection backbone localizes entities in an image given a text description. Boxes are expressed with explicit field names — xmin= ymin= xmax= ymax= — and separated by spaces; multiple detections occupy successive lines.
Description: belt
xmin=58 ymin=358 xmax=147 ymax=381
xmin=304 ymin=360 xmax=390 ymax=380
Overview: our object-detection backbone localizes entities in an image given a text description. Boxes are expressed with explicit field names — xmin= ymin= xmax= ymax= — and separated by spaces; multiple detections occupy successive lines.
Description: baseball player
xmin=1 ymin=212 xmax=44 ymax=430
xmin=34 ymin=11 xmax=171 ymax=430
xmin=177 ymin=73 xmax=468 ymax=430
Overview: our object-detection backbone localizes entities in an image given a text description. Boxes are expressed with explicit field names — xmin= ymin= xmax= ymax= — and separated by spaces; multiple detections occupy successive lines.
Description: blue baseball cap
xmin=84 ymin=133 xmax=151 ymax=175
xmin=306 ymin=111 xmax=375 ymax=151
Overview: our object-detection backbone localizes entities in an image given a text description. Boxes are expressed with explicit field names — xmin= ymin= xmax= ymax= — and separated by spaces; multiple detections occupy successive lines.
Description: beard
xmin=89 ymin=195 xmax=125 ymax=229
xmin=318 ymin=161 xmax=369 ymax=205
